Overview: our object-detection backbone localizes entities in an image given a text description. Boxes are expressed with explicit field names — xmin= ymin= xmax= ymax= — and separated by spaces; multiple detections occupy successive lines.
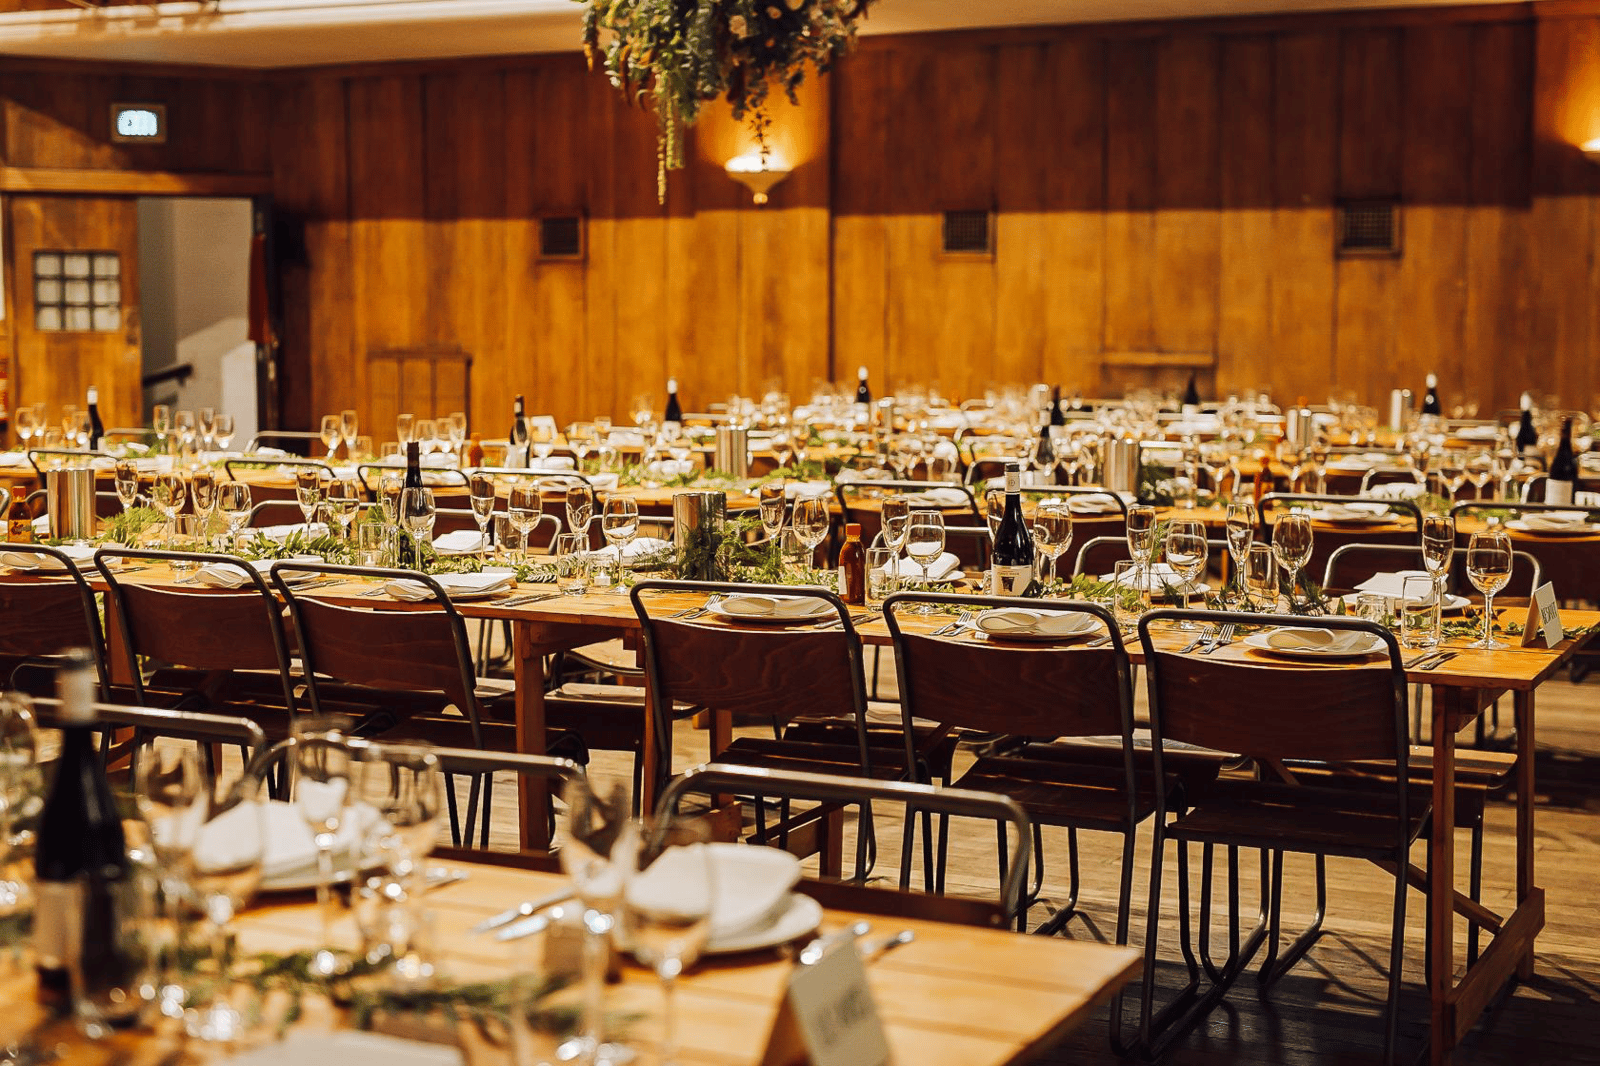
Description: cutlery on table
xmin=422 ymin=867 xmax=469 ymax=892
xmin=797 ymin=920 xmax=871 ymax=965
xmin=499 ymin=591 xmax=559 ymax=608
xmin=1179 ymin=625 xmax=1217 ymax=655
xmin=675 ymin=594 xmax=724 ymax=621
xmin=860 ymin=929 xmax=916 ymax=960
xmin=1418 ymin=651 xmax=1459 ymax=672
xmin=1085 ymin=635 xmax=1113 ymax=648
xmin=494 ymin=902 xmax=578 ymax=943
xmin=932 ymin=611 xmax=974 ymax=637
xmin=474 ymin=886 xmax=578 ymax=934
xmin=1201 ymin=623 xmax=1237 ymax=655
xmin=1403 ymin=650 xmax=1438 ymax=669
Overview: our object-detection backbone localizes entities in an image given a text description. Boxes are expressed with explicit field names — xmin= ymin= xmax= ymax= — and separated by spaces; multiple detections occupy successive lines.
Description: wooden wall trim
xmin=0 ymin=167 xmax=271 ymax=196
xmin=0 ymin=54 xmax=272 ymax=80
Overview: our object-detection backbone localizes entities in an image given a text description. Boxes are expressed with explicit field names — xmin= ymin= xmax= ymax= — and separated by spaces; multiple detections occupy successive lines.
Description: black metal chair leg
xmin=1034 ymin=826 xmax=1083 ymax=938
xmin=921 ymin=808 xmax=935 ymax=893
xmin=1105 ymin=831 xmax=1140 ymax=1056
xmin=935 ymin=812 xmax=950 ymax=894
xmin=444 ymin=770 xmax=462 ymax=846
xmin=1383 ymin=854 xmax=1409 ymax=1064
xmin=897 ymin=802 xmax=917 ymax=892
xmin=995 ymin=820 xmax=1017 ymax=930
xmin=478 ymin=771 xmax=494 ymax=849
xmin=1259 ymin=853 xmax=1327 ymax=988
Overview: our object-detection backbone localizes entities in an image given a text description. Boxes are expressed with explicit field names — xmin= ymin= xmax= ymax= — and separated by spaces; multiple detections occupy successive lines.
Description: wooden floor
xmin=470 ymin=647 xmax=1600 ymax=1065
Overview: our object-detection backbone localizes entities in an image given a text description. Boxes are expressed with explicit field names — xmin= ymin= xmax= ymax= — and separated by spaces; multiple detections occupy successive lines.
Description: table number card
xmin=1522 ymin=583 xmax=1564 ymax=648
xmin=761 ymin=940 xmax=891 ymax=1066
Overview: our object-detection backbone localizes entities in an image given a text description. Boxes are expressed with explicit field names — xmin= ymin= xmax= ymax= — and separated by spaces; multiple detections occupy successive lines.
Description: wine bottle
xmin=1548 ymin=416 xmax=1577 ymax=506
xmin=854 ymin=366 xmax=871 ymax=406
xmin=1049 ymin=386 xmax=1065 ymax=428
xmin=1182 ymin=372 xmax=1200 ymax=411
xmin=85 ymin=386 xmax=105 ymax=451
xmin=1033 ymin=418 xmax=1056 ymax=485
xmin=507 ymin=394 xmax=528 ymax=470
xmin=34 ymin=650 xmax=139 ymax=1021
xmin=837 ymin=523 xmax=865 ymax=606
xmin=397 ymin=441 xmax=422 ymax=569
xmin=1516 ymin=393 xmax=1539 ymax=457
xmin=990 ymin=463 xmax=1036 ymax=597
xmin=663 ymin=379 xmax=683 ymax=427
xmin=1421 ymin=374 xmax=1441 ymax=417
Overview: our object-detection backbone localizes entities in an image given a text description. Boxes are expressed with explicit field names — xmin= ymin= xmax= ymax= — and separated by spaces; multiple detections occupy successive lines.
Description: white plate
xmin=703 ymin=893 xmax=823 ymax=955
xmin=1305 ymin=509 xmax=1397 ymax=525
xmin=1341 ymin=592 xmax=1470 ymax=613
xmin=1241 ymin=629 xmax=1386 ymax=660
xmin=708 ymin=596 xmax=834 ymax=625
xmin=1506 ymin=518 xmax=1596 ymax=536
xmin=224 ymin=1030 xmax=464 ymax=1066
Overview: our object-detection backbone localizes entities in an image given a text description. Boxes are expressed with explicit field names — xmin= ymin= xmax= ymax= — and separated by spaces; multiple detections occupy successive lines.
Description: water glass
xmin=1400 ymin=574 xmax=1441 ymax=650
xmin=1355 ymin=592 xmax=1389 ymax=626
xmin=1244 ymin=543 xmax=1277 ymax=610
xmin=623 ymin=818 xmax=714 ymax=1066
xmin=555 ymin=533 xmax=592 ymax=596
xmin=171 ymin=516 xmax=204 ymax=577
xmin=358 ymin=522 xmax=393 ymax=567
xmin=866 ymin=546 xmax=896 ymax=608
xmin=1111 ymin=560 xmax=1144 ymax=634
xmin=494 ymin=513 xmax=523 ymax=564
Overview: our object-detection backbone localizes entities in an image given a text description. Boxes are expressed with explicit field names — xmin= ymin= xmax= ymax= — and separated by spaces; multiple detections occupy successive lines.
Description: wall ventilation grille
xmin=941 ymin=210 xmax=994 ymax=256
xmin=539 ymin=216 xmax=584 ymax=259
xmin=1337 ymin=202 xmax=1400 ymax=256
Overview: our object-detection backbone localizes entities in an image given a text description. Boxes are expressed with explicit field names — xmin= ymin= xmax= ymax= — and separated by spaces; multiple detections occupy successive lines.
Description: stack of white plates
xmin=626 ymin=843 xmax=819 ymax=955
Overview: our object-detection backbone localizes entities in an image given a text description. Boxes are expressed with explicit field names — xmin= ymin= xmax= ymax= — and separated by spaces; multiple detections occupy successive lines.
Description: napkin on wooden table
xmin=1266 ymin=628 xmax=1374 ymax=653
xmin=383 ymin=571 xmax=513 ymax=602
xmin=976 ymin=608 xmax=1098 ymax=638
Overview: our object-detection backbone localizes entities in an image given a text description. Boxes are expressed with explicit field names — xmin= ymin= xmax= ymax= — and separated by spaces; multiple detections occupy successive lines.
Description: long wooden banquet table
xmin=0 ymin=859 xmax=1141 ymax=1066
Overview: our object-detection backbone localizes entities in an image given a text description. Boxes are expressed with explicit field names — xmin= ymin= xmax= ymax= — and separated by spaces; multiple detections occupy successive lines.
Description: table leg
xmin=1429 ymin=697 xmax=1457 ymax=1066
xmin=1514 ymin=689 xmax=1536 ymax=980
xmin=513 ymin=621 xmax=551 ymax=852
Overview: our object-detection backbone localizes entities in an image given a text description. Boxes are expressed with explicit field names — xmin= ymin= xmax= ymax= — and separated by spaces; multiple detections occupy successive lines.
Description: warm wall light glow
xmin=725 ymin=152 xmax=792 ymax=205
xmin=1583 ymin=138 xmax=1600 ymax=164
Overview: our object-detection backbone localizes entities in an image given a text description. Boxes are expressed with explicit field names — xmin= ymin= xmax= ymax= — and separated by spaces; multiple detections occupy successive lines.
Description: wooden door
xmin=8 ymin=196 xmax=141 ymax=429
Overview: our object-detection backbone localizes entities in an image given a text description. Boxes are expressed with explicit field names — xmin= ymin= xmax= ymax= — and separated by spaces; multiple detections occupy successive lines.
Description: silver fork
xmin=1201 ymin=623 xmax=1237 ymax=655
xmin=1179 ymin=625 xmax=1217 ymax=654
xmin=932 ymin=610 xmax=974 ymax=637
xmin=677 ymin=594 xmax=724 ymax=620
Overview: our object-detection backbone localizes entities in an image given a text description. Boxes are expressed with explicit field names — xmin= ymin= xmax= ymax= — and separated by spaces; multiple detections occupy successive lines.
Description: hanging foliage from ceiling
xmin=579 ymin=0 xmax=875 ymax=202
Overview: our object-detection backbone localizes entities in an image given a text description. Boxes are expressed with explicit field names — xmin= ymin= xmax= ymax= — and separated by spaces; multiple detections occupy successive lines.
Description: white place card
xmin=1522 ymin=582 xmax=1563 ymax=649
xmin=762 ymin=939 xmax=890 ymax=1066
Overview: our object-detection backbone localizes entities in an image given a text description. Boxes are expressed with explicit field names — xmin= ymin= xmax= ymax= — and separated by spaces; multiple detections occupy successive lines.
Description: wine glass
xmin=1225 ymin=501 xmax=1256 ymax=604
xmin=414 ymin=419 xmax=437 ymax=457
xmin=380 ymin=473 xmax=405 ymax=524
xmin=293 ymin=720 xmax=356 ymax=978
xmin=198 ymin=407 xmax=217 ymax=452
xmin=1125 ymin=504 xmax=1157 ymax=592
xmin=135 ymin=746 xmax=204 ymax=1020
xmin=13 ymin=407 xmax=35 ymax=452
xmin=185 ymin=761 xmax=267 ymax=1041
xmin=880 ymin=495 xmax=912 ymax=579
xmin=630 ymin=394 xmax=655 ymax=429
xmin=1165 ymin=522 xmax=1209 ymax=623
xmin=326 ymin=478 xmax=361 ymax=543
xmin=623 ymin=817 xmax=715 ymax=1066
xmin=759 ymin=480 xmax=787 ymax=543
xmin=400 ymin=487 xmax=436 ymax=561
xmin=446 ymin=412 xmax=467 ymax=460
xmin=469 ymin=474 xmax=497 ymax=563
xmin=175 ymin=410 xmax=197 ymax=452
xmin=152 ymin=404 xmax=172 ymax=449
xmin=568 ymin=423 xmax=594 ymax=473
xmin=1032 ymin=500 xmax=1073 ymax=588
xmin=1437 ymin=449 xmax=1466 ymax=502
xmin=396 ymin=413 xmax=415 ymax=446
xmin=509 ymin=483 xmax=542 ymax=565
xmin=984 ymin=487 xmax=1005 ymax=540
xmin=113 ymin=460 xmax=141 ymax=515
xmin=151 ymin=472 xmax=186 ymax=546
xmin=353 ymin=744 xmax=445 ymax=985
xmin=792 ymin=495 xmax=830 ymax=582
xmin=340 ymin=409 xmax=359 ymax=460
xmin=1466 ymin=529 xmax=1514 ymax=649
xmin=295 ymin=469 xmax=324 ymax=531
xmin=905 ymin=509 xmax=946 ymax=592
xmin=558 ymin=776 xmax=637 ymax=1066
xmin=1244 ymin=543 xmax=1277 ymax=611
xmin=213 ymin=414 xmax=236 ymax=452
xmin=769 ymin=431 xmax=793 ymax=471
xmin=218 ymin=482 xmax=251 ymax=549
xmin=601 ymin=496 xmax=640 ymax=592
xmin=1272 ymin=512 xmax=1315 ymax=609
xmin=529 ymin=422 xmax=555 ymax=467
xmin=567 ymin=482 xmax=596 ymax=541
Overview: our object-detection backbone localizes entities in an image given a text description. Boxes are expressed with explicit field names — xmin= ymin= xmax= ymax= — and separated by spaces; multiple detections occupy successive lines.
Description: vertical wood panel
xmin=1103 ymin=38 xmax=1158 ymax=360
xmin=1217 ymin=35 xmax=1274 ymax=400
xmin=1152 ymin=35 xmax=1220 ymax=365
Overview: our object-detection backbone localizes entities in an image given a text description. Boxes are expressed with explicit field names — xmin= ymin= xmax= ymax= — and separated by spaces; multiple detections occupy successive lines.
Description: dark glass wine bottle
xmin=837 ymin=523 xmax=865 ymax=606
xmin=1182 ymin=372 xmax=1200 ymax=410
xmin=855 ymin=367 xmax=871 ymax=406
xmin=508 ymin=394 xmax=528 ymax=469
xmin=663 ymin=379 xmax=683 ymax=427
xmin=990 ymin=463 xmax=1036 ymax=596
xmin=1049 ymin=386 xmax=1065 ymax=427
xmin=34 ymin=650 xmax=139 ymax=1019
xmin=1422 ymin=374 xmax=1441 ymax=417
xmin=85 ymin=385 xmax=105 ymax=451
xmin=397 ymin=441 xmax=422 ymax=569
xmin=1548 ymin=416 xmax=1577 ymax=506
xmin=1516 ymin=393 xmax=1539 ymax=456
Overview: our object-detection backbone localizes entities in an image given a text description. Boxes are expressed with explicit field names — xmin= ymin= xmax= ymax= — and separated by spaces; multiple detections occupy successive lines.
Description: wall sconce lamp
xmin=1583 ymin=138 xmax=1600 ymax=164
xmin=725 ymin=152 xmax=791 ymax=205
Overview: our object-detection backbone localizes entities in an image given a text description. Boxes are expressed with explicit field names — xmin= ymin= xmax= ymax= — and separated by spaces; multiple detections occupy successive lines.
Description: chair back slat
xmin=291 ymin=597 xmax=472 ymax=706
xmin=0 ymin=581 xmax=96 ymax=658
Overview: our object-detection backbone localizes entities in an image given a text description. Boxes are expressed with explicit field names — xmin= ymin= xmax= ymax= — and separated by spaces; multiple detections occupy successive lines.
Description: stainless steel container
xmin=1286 ymin=406 xmax=1314 ymax=448
xmin=713 ymin=426 xmax=749 ymax=477
xmin=1103 ymin=438 xmax=1141 ymax=494
xmin=673 ymin=490 xmax=727 ymax=581
xmin=47 ymin=466 xmax=96 ymax=541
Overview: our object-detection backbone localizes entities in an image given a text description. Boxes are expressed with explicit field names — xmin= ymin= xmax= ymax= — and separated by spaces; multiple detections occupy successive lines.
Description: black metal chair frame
xmin=29 ymin=695 xmax=267 ymax=785
xmin=0 ymin=542 xmax=112 ymax=698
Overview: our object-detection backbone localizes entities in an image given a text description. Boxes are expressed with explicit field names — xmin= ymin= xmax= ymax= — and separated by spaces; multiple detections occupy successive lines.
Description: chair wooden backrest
xmin=1450 ymin=501 xmax=1600 ymax=601
xmin=884 ymin=593 xmax=1132 ymax=772
xmin=94 ymin=548 xmax=298 ymax=713
xmin=0 ymin=543 xmax=109 ymax=696
xmin=270 ymin=562 xmax=483 ymax=744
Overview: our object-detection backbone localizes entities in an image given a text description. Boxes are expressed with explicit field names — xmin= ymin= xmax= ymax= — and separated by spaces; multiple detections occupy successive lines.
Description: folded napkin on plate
xmin=196 ymin=799 xmax=380 ymax=881
xmin=0 ymin=543 xmax=96 ymax=570
xmin=222 ymin=1030 xmax=465 ymax=1066
xmin=645 ymin=459 xmax=695 ymax=478
xmin=432 ymin=529 xmax=486 ymax=555
xmin=249 ymin=447 xmax=289 ymax=458
xmin=1520 ymin=511 xmax=1590 ymax=530
xmin=784 ymin=480 xmax=832 ymax=499
xmin=384 ymin=571 xmax=513 ymax=602
xmin=625 ymin=843 xmax=800 ymax=939
xmin=31 ymin=515 xmax=49 ymax=535
xmin=586 ymin=536 xmax=672 ymax=564
xmin=1354 ymin=571 xmax=1436 ymax=603
xmin=902 ymin=487 xmax=970 ymax=508
xmin=1067 ymin=494 xmax=1121 ymax=514
xmin=976 ymin=608 xmax=1097 ymax=637
xmin=1455 ymin=425 xmax=1501 ymax=441
xmin=895 ymin=551 xmax=960 ymax=580
xmin=1316 ymin=502 xmax=1391 ymax=520
xmin=717 ymin=593 xmax=832 ymax=619
xmin=194 ymin=555 xmax=322 ymax=589
xmin=0 ymin=451 xmax=28 ymax=468
xmin=1104 ymin=563 xmax=1201 ymax=592
xmin=1266 ymin=628 xmax=1374 ymax=653
xmin=528 ymin=457 xmax=577 ymax=472
xmin=256 ymin=522 xmax=329 ymax=542
xmin=1368 ymin=481 xmax=1426 ymax=500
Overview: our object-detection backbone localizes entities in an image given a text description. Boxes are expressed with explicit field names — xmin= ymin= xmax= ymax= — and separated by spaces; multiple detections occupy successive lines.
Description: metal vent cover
xmin=941 ymin=210 xmax=994 ymax=256
xmin=1336 ymin=201 xmax=1401 ymax=257
xmin=539 ymin=216 xmax=584 ymax=259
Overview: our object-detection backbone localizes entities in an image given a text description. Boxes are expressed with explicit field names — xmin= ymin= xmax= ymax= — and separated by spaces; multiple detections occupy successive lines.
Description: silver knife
xmin=473 ymin=886 xmax=576 ymax=935
xmin=1419 ymin=651 xmax=1458 ymax=671
xmin=495 ymin=900 xmax=577 ymax=942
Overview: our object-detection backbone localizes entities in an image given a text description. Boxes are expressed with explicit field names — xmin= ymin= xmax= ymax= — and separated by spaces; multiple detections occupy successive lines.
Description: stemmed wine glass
xmin=190 ymin=469 xmax=219 ymax=546
xmin=293 ymin=719 xmax=356 ymax=978
xmin=1466 ymin=529 xmax=1514 ymax=649
xmin=1420 ymin=513 xmax=1455 ymax=648
xmin=558 ymin=776 xmax=637 ymax=1066
xmin=1032 ymin=500 xmax=1073 ymax=588
xmin=354 ymin=744 xmax=444 ymax=985
xmin=1125 ymin=504 xmax=1157 ymax=593
xmin=567 ymin=482 xmax=596 ymax=543
xmin=1272 ymin=512 xmax=1315 ymax=611
xmin=340 ymin=409 xmax=359 ymax=461
xmin=469 ymin=474 xmax=497 ymax=564
xmin=529 ymin=423 xmax=554 ymax=468
xmin=325 ymin=478 xmax=361 ymax=543
xmin=218 ymin=482 xmax=252 ymax=550
xmin=880 ymin=495 xmax=912 ymax=585
xmin=295 ymin=469 xmax=323 ymax=531
xmin=1225 ymin=501 xmax=1256 ymax=605
xmin=213 ymin=414 xmax=236 ymax=453
xmin=792 ymin=495 xmax=830 ymax=583
xmin=396 ymin=413 xmax=415 ymax=447
xmin=623 ymin=817 xmax=715 ymax=1066
xmin=509 ymin=484 xmax=542 ymax=565
xmin=414 ymin=419 xmax=438 ymax=458
xmin=113 ymin=460 xmax=141 ymax=515
xmin=13 ymin=407 xmax=35 ymax=453
xmin=152 ymin=404 xmax=172 ymax=452
xmin=151 ymin=472 xmax=186 ymax=547
xmin=568 ymin=423 xmax=594 ymax=473
xmin=135 ymin=746 xmax=204 ymax=1021
xmin=601 ymin=496 xmax=640 ymax=592
xmin=905 ymin=509 xmax=946 ymax=594
xmin=174 ymin=410 xmax=197 ymax=455
xmin=1165 ymin=520 xmax=1208 ymax=624
xmin=185 ymin=760 xmax=267 ymax=1041
xmin=1437 ymin=450 xmax=1466 ymax=502
xmin=758 ymin=480 xmax=787 ymax=545
xmin=446 ymin=412 xmax=468 ymax=461
xmin=198 ymin=407 xmax=217 ymax=453
xmin=400 ymin=487 xmax=437 ymax=563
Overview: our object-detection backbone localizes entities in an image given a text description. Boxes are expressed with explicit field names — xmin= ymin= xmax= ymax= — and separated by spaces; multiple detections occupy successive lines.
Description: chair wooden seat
xmin=1169 ymin=780 xmax=1433 ymax=859
xmin=952 ymin=755 xmax=1162 ymax=832
xmin=716 ymin=735 xmax=913 ymax=780
xmin=780 ymin=714 xmax=959 ymax=779
xmin=1019 ymin=736 xmax=1230 ymax=789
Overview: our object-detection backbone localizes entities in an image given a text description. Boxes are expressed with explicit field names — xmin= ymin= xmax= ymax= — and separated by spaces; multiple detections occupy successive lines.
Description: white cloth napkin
xmin=201 ymin=799 xmax=380 ymax=881
xmin=1066 ymin=494 xmax=1121 ymax=514
xmin=0 ymin=451 xmax=28 ymax=468
xmin=975 ymin=608 xmax=1098 ymax=638
xmin=625 ymin=843 xmax=800 ymax=939
xmin=716 ymin=593 xmax=832 ymax=620
xmin=1455 ymin=425 xmax=1501 ymax=441
xmin=586 ymin=536 xmax=672 ymax=564
xmin=645 ymin=459 xmax=695 ymax=478
xmin=384 ymin=571 xmax=513 ymax=602
xmin=193 ymin=556 xmax=322 ymax=589
xmin=249 ymin=447 xmax=289 ymax=458
xmin=1354 ymin=571 xmax=1436 ymax=603
xmin=31 ymin=515 xmax=49 ymax=535
xmin=432 ymin=530 xmax=486 ymax=555
xmin=221 ymin=1030 xmax=465 ymax=1066
xmin=896 ymin=551 xmax=959 ymax=580
xmin=1104 ymin=563 xmax=1201 ymax=592
xmin=527 ymin=458 xmax=577 ymax=472
xmin=1368 ymin=482 xmax=1426 ymax=500
xmin=901 ymin=487 xmax=969 ymax=508
xmin=1315 ymin=502 xmax=1391 ymax=520
xmin=0 ymin=543 xmax=96 ymax=570
xmin=1266 ymin=628 xmax=1374 ymax=653
xmin=255 ymin=522 xmax=329 ymax=542
xmin=784 ymin=480 xmax=832 ymax=499
xmin=1521 ymin=511 xmax=1590 ymax=530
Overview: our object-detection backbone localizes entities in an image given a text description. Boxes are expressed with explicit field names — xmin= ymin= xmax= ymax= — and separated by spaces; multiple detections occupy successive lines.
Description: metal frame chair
xmin=29 ymin=695 xmax=266 ymax=783
xmin=0 ymin=542 xmax=111 ymax=698
xmin=25 ymin=448 xmax=102 ymax=478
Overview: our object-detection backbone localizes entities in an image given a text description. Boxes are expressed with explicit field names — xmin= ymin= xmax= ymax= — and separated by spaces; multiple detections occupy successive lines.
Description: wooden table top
xmin=0 ymin=861 xmax=1140 ymax=1066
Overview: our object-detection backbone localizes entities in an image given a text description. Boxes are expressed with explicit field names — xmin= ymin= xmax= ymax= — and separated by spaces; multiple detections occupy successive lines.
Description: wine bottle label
xmin=991 ymin=563 xmax=1033 ymax=597
xmin=33 ymin=880 xmax=81 ymax=970
xmin=1005 ymin=469 xmax=1020 ymax=495
xmin=1547 ymin=479 xmax=1574 ymax=506
xmin=837 ymin=565 xmax=847 ymax=593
